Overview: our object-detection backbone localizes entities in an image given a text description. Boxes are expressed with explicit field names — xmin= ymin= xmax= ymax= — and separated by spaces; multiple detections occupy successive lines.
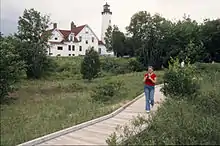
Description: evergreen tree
xmin=80 ymin=48 xmax=101 ymax=81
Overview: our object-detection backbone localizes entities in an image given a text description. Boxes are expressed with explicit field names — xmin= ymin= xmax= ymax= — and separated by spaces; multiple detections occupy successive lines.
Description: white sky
xmin=1 ymin=0 xmax=220 ymax=38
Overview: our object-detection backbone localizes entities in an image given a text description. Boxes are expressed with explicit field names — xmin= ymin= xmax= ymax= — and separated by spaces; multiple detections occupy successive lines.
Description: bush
xmin=195 ymin=71 xmax=220 ymax=116
xmin=101 ymin=58 xmax=132 ymax=75
xmin=128 ymin=58 xmax=144 ymax=72
xmin=0 ymin=37 xmax=24 ymax=102
xmin=195 ymin=63 xmax=220 ymax=73
xmin=106 ymin=62 xmax=220 ymax=145
xmin=80 ymin=48 xmax=101 ymax=81
xmin=91 ymin=80 xmax=124 ymax=103
xmin=162 ymin=57 xmax=199 ymax=99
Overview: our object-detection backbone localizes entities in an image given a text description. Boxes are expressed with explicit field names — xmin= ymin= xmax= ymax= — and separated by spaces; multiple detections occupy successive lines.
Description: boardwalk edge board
xmin=18 ymin=85 xmax=162 ymax=146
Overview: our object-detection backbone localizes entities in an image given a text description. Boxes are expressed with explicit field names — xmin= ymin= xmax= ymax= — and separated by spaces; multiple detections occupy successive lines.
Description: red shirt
xmin=144 ymin=73 xmax=156 ymax=86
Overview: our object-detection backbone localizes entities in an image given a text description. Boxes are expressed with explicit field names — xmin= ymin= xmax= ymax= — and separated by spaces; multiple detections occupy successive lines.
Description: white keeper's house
xmin=47 ymin=2 xmax=114 ymax=57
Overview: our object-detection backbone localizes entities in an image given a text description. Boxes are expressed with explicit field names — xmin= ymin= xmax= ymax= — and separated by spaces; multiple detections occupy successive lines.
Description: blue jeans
xmin=144 ymin=85 xmax=155 ymax=111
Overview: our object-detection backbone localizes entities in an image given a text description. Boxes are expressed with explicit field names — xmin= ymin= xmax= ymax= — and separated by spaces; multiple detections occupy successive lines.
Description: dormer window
xmin=70 ymin=35 xmax=73 ymax=41
xmin=85 ymin=27 xmax=89 ymax=33
xmin=69 ymin=33 xmax=74 ymax=42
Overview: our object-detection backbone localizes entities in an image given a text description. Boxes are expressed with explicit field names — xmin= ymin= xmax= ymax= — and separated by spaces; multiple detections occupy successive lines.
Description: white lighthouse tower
xmin=101 ymin=2 xmax=112 ymax=43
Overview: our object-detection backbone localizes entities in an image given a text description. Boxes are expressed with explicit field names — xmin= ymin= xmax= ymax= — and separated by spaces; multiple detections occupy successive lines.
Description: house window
xmin=109 ymin=20 xmax=111 ymax=24
xmin=70 ymin=35 xmax=73 ymax=41
xmin=86 ymin=40 xmax=88 ymax=44
xmin=92 ymin=37 xmax=94 ymax=43
xmin=85 ymin=27 xmax=89 ymax=33
xmin=98 ymin=48 xmax=101 ymax=54
xmin=79 ymin=46 xmax=82 ymax=51
xmin=55 ymin=37 xmax=58 ymax=40
xmin=49 ymin=53 xmax=53 ymax=56
xmin=79 ymin=36 xmax=82 ymax=42
xmin=57 ymin=54 xmax=61 ymax=56
xmin=72 ymin=45 xmax=75 ymax=51
xmin=68 ymin=45 xmax=71 ymax=51
xmin=57 ymin=46 xmax=63 ymax=50
xmin=69 ymin=54 xmax=71 ymax=56
xmin=72 ymin=54 xmax=75 ymax=56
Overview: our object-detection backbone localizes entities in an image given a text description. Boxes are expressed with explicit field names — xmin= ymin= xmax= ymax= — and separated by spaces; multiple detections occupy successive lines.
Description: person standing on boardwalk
xmin=143 ymin=66 xmax=157 ymax=113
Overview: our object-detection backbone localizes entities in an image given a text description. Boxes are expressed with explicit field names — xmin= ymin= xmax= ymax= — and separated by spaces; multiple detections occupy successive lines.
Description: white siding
xmin=47 ymin=25 xmax=114 ymax=57
xmin=98 ymin=44 xmax=114 ymax=56
xmin=101 ymin=13 xmax=111 ymax=42
xmin=48 ymin=30 xmax=63 ymax=42
xmin=76 ymin=25 xmax=99 ymax=54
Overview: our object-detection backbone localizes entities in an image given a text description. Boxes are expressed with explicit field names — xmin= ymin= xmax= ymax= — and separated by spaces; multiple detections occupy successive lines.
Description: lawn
xmin=0 ymin=69 xmax=164 ymax=145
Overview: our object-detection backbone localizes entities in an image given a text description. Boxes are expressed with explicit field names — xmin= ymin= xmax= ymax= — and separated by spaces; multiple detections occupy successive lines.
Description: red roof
xmin=59 ymin=25 xmax=85 ymax=38
xmin=47 ymin=25 xmax=86 ymax=43
xmin=98 ymin=40 xmax=105 ymax=45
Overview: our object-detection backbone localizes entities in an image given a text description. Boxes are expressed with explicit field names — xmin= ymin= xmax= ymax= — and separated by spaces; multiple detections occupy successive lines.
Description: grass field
xmin=0 ymin=61 xmax=164 ymax=146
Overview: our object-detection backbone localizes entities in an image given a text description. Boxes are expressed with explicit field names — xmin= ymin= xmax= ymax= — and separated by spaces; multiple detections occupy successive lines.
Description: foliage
xmin=0 ymin=71 xmax=153 ymax=145
xmin=101 ymin=57 xmax=143 ymax=74
xmin=104 ymin=25 xmax=127 ymax=57
xmin=15 ymin=8 xmax=54 ymax=79
xmin=91 ymin=80 xmax=124 ymax=103
xmin=195 ymin=62 xmax=220 ymax=73
xmin=162 ymin=57 xmax=199 ymax=99
xmin=128 ymin=58 xmax=144 ymax=72
xmin=80 ymin=48 xmax=101 ymax=81
xmin=123 ymin=12 xmax=220 ymax=68
xmin=200 ymin=19 xmax=220 ymax=62
xmin=0 ymin=37 xmax=24 ymax=102
xmin=106 ymin=63 xmax=220 ymax=145
xmin=127 ymin=12 xmax=172 ymax=68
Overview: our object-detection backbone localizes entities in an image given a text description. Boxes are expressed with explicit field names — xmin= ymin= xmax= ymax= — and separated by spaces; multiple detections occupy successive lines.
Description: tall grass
xmin=106 ymin=63 xmax=220 ymax=145
xmin=0 ymin=70 xmax=164 ymax=145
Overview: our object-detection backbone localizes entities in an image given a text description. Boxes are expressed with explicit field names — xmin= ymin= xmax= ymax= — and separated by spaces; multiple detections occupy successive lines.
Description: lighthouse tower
xmin=101 ymin=2 xmax=112 ymax=43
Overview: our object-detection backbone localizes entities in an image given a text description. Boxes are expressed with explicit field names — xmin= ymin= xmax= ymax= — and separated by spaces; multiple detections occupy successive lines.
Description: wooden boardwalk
xmin=19 ymin=85 xmax=164 ymax=145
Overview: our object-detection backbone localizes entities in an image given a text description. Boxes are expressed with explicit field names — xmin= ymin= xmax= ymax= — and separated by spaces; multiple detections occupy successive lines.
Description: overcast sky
xmin=1 ymin=0 xmax=220 ymax=38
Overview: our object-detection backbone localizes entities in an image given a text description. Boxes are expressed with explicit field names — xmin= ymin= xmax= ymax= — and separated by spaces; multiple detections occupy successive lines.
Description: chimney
xmin=71 ymin=21 xmax=76 ymax=31
xmin=53 ymin=23 xmax=57 ymax=29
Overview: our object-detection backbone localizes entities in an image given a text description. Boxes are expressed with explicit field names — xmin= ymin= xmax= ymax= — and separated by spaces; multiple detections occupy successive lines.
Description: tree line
xmin=105 ymin=11 xmax=220 ymax=68
xmin=1 ymin=9 xmax=220 ymax=102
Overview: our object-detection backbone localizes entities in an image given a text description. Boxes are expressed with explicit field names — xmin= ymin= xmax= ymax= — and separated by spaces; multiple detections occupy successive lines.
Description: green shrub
xmin=107 ymin=98 xmax=220 ymax=145
xmin=0 ymin=37 xmax=24 ymax=102
xmin=128 ymin=58 xmax=144 ymax=72
xmin=195 ymin=63 xmax=220 ymax=74
xmin=162 ymin=58 xmax=199 ymax=99
xmin=101 ymin=58 xmax=132 ymax=75
xmin=80 ymin=48 xmax=101 ymax=81
xmin=57 ymin=82 xmax=84 ymax=92
xmin=195 ymin=72 xmax=220 ymax=116
xmin=196 ymin=89 xmax=220 ymax=116
xmin=91 ymin=80 xmax=124 ymax=103
xmin=101 ymin=58 xmax=117 ymax=72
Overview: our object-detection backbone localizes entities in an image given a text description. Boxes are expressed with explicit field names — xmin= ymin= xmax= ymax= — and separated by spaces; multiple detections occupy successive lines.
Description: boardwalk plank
xmin=20 ymin=85 xmax=164 ymax=145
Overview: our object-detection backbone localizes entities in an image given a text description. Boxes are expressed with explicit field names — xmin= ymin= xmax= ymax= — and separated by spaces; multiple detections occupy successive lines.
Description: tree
xmin=105 ymin=25 xmax=127 ymax=57
xmin=127 ymin=11 xmax=170 ymax=68
xmin=0 ymin=36 xmax=24 ymax=102
xmin=16 ymin=8 xmax=53 ymax=79
xmin=104 ymin=25 xmax=113 ymax=52
xmin=200 ymin=19 xmax=220 ymax=62
xmin=80 ymin=47 xmax=101 ymax=81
